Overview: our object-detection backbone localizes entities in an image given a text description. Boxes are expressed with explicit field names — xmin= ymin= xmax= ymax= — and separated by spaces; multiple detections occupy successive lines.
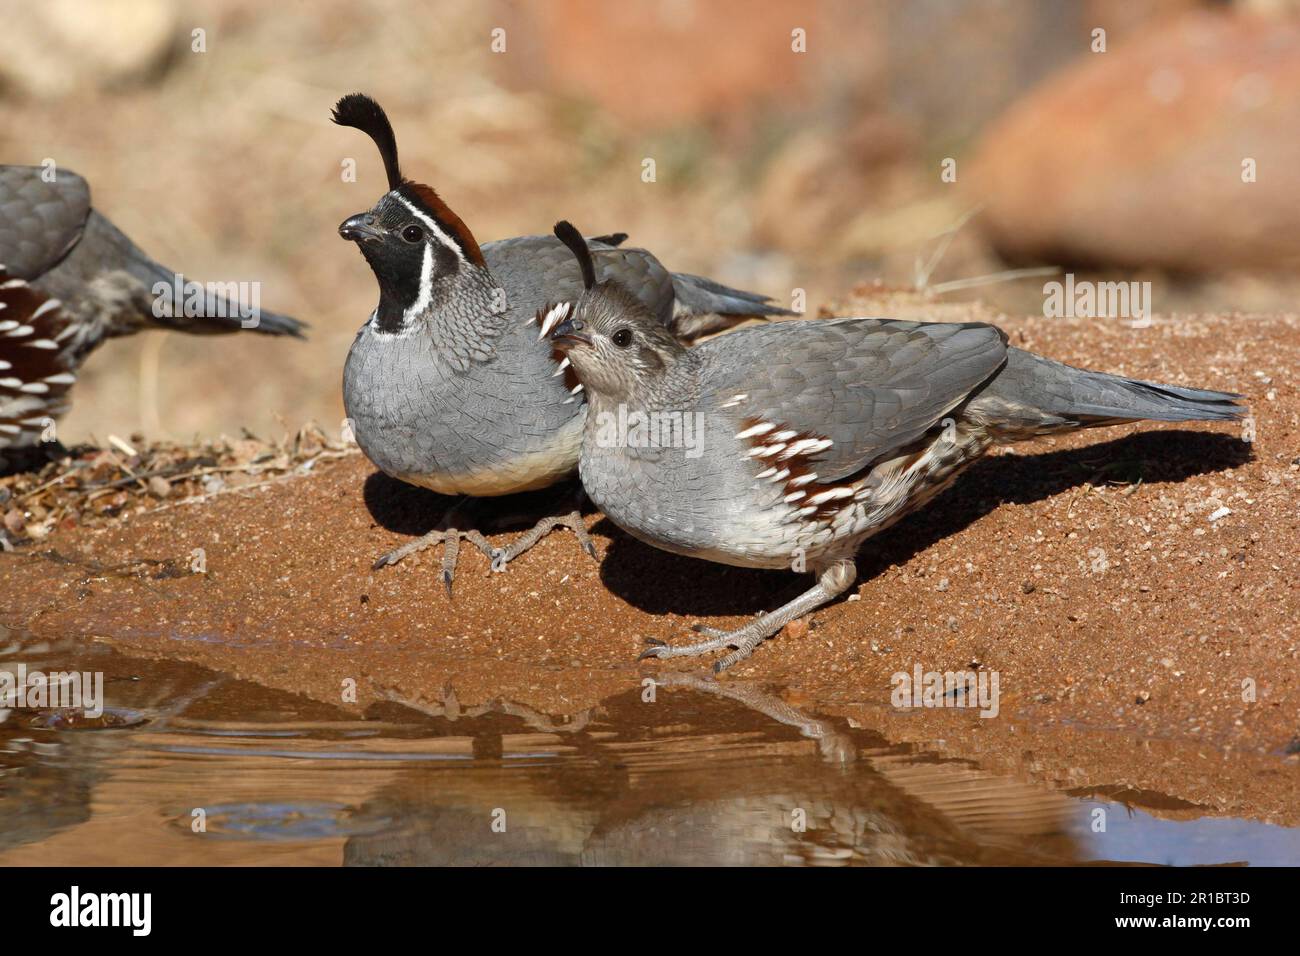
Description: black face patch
xmin=360 ymin=238 xmax=425 ymax=334
xmin=351 ymin=193 xmax=470 ymax=334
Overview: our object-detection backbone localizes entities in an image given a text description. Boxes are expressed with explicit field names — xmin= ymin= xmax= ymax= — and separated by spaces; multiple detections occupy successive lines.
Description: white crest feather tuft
xmin=537 ymin=302 xmax=571 ymax=341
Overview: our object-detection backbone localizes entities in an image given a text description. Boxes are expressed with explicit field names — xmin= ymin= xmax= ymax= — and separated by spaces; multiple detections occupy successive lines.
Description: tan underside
xmin=394 ymin=424 xmax=582 ymax=498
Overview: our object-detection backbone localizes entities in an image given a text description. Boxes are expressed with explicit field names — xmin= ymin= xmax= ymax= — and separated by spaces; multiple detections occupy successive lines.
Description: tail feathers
xmin=140 ymin=262 xmax=307 ymax=339
xmin=86 ymin=210 xmax=308 ymax=339
xmin=241 ymin=306 xmax=307 ymax=338
xmin=1070 ymin=375 xmax=1245 ymax=424
xmin=979 ymin=347 xmax=1245 ymax=435
xmin=669 ymin=272 xmax=794 ymax=339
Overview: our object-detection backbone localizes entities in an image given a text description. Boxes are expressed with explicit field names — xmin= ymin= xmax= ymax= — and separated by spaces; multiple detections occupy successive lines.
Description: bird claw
xmin=489 ymin=508 xmax=595 ymax=570
xmin=637 ymin=637 xmax=670 ymax=661
xmin=372 ymin=526 xmax=491 ymax=599
xmin=634 ymin=620 xmax=780 ymax=670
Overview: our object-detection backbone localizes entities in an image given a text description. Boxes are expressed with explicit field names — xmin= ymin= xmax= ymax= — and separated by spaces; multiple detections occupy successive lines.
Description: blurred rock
xmin=971 ymin=10 xmax=1300 ymax=273
xmin=883 ymin=0 xmax=1093 ymax=148
xmin=505 ymin=0 xmax=846 ymax=128
xmin=0 ymin=0 xmax=176 ymax=99
xmin=1084 ymin=0 xmax=1206 ymax=37
xmin=752 ymin=114 xmax=918 ymax=254
xmin=752 ymin=1 xmax=1192 ymax=267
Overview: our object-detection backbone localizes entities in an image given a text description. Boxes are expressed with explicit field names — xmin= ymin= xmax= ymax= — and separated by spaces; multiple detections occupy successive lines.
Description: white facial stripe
xmin=393 ymin=194 xmax=466 ymax=263
xmin=403 ymin=242 xmax=435 ymax=322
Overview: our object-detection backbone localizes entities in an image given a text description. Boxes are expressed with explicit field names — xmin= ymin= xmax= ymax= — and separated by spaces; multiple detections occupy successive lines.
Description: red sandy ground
xmin=2 ymin=298 xmax=1298 ymax=825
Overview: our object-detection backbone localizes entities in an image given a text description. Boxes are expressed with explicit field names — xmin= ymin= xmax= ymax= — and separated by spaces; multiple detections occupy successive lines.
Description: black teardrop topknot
xmin=553 ymin=221 xmax=596 ymax=291
xmin=332 ymin=93 xmax=402 ymax=191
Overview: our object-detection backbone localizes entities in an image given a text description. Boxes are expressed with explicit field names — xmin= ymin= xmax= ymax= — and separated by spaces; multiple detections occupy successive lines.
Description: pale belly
xmin=392 ymin=419 xmax=583 ymax=497
xmin=583 ymin=421 xmax=995 ymax=572
xmin=343 ymin=320 xmax=584 ymax=498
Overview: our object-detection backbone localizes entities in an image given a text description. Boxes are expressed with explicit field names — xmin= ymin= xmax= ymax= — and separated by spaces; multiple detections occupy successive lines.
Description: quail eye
xmin=611 ymin=327 xmax=633 ymax=348
xmin=401 ymin=224 xmax=424 ymax=243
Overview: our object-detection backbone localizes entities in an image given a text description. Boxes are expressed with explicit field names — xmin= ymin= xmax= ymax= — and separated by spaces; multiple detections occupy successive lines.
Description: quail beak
xmin=338 ymin=214 xmax=383 ymax=243
xmin=549 ymin=314 xmax=593 ymax=349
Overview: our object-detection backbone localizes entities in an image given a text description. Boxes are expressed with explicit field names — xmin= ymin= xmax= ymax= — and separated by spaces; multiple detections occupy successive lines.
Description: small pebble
xmin=784 ymin=618 xmax=810 ymax=640
xmin=3 ymin=509 xmax=24 ymax=535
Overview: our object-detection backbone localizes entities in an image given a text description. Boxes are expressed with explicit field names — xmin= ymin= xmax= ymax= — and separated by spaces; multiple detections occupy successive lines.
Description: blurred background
xmin=1 ymin=0 xmax=1296 ymax=445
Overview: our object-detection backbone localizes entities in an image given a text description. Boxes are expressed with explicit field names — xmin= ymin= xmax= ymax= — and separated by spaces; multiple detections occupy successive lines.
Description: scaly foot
xmin=489 ymin=508 xmax=597 ymax=570
xmin=639 ymin=616 xmax=785 ymax=672
xmin=371 ymin=526 xmax=495 ymax=597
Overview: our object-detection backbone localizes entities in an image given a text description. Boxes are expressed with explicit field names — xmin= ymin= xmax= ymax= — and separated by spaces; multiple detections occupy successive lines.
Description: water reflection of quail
xmin=344 ymin=679 xmax=1081 ymax=866
xmin=0 ymin=631 xmax=226 ymax=854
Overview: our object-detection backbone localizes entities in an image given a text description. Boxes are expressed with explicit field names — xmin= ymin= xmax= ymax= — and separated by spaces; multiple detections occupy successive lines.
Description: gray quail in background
xmin=545 ymin=221 xmax=1247 ymax=671
xmin=332 ymin=93 xmax=791 ymax=590
xmin=0 ymin=165 xmax=305 ymax=463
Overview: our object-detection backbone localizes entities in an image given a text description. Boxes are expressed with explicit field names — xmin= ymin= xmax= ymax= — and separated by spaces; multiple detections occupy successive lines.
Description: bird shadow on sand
xmin=0 ymin=441 xmax=76 ymax=478
xmin=594 ymin=429 xmax=1252 ymax=619
xmin=362 ymin=473 xmax=596 ymax=537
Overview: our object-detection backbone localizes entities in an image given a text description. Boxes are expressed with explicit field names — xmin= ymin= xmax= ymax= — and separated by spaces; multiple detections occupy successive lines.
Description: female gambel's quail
xmin=332 ymin=93 xmax=791 ymax=590
xmin=545 ymin=220 xmax=1247 ymax=671
xmin=0 ymin=165 xmax=305 ymax=460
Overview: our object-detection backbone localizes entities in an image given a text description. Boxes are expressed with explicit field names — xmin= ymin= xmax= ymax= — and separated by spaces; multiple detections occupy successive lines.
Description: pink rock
xmin=971 ymin=11 xmax=1300 ymax=273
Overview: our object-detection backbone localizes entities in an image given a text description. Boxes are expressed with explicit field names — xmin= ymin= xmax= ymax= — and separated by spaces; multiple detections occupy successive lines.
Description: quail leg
xmin=639 ymin=559 xmax=857 ymax=672
xmin=371 ymin=498 xmax=495 ymax=597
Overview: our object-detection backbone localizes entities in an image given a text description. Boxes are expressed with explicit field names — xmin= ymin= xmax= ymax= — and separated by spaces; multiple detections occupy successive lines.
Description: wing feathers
xmin=0 ymin=165 xmax=91 ymax=279
xmin=706 ymin=318 xmax=1007 ymax=483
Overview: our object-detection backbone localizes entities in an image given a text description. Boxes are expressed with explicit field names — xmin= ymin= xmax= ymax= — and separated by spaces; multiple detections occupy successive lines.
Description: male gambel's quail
xmin=0 ymin=165 xmax=304 ymax=459
xmin=545 ymin=221 xmax=1247 ymax=671
xmin=332 ymin=93 xmax=791 ymax=588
